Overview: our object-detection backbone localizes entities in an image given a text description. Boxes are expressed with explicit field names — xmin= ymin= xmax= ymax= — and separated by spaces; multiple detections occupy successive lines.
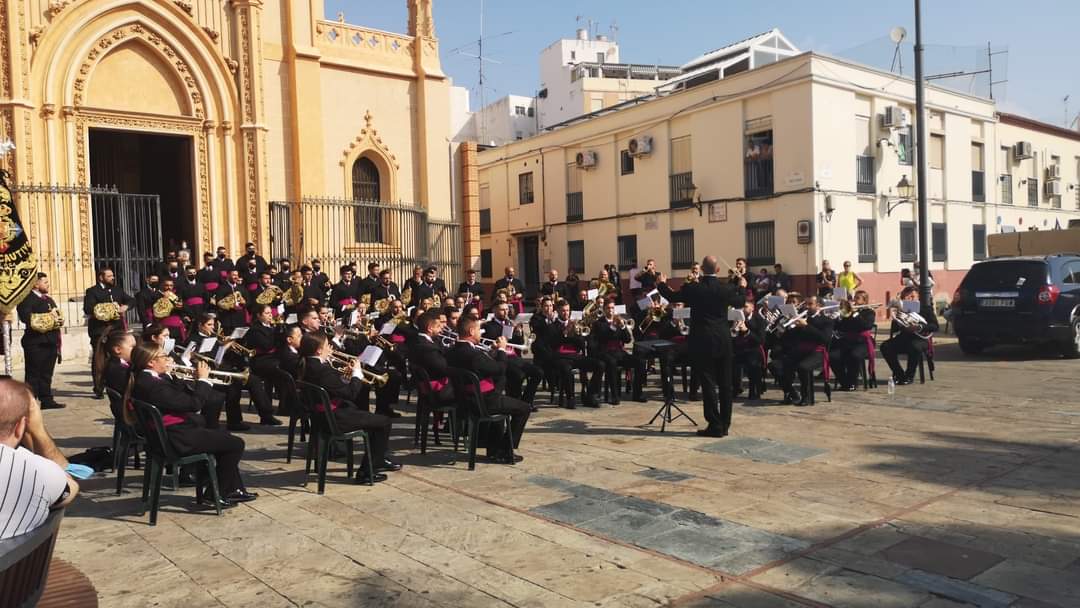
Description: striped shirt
xmin=0 ymin=444 xmax=68 ymax=540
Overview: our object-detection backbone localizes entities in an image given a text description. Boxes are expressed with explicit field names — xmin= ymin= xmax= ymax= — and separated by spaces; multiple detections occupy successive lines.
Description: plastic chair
xmin=409 ymin=365 xmax=459 ymax=455
xmin=0 ymin=509 xmax=65 ymax=608
xmin=447 ymin=368 xmax=514 ymax=471
xmin=130 ymin=400 xmax=223 ymax=526
xmin=294 ymin=382 xmax=374 ymax=494
xmin=275 ymin=372 xmax=311 ymax=464
xmin=105 ymin=387 xmax=144 ymax=496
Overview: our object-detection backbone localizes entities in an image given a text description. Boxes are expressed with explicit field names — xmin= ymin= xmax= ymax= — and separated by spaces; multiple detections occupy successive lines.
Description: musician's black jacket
xmin=84 ymin=283 xmax=134 ymax=338
xmin=104 ymin=357 xmax=131 ymax=396
xmin=657 ymin=276 xmax=745 ymax=358
xmin=298 ymin=356 xmax=363 ymax=404
xmin=733 ymin=314 xmax=766 ymax=352
xmin=178 ymin=279 xmax=208 ymax=317
xmin=447 ymin=341 xmax=508 ymax=406
xmin=132 ymin=371 xmax=217 ymax=423
xmin=457 ymin=281 xmax=484 ymax=301
xmin=543 ymin=318 xmax=587 ymax=355
xmin=244 ymin=321 xmax=279 ymax=358
xmin=213 ymin=282 xmax=248 ymax=328
xmin=590 ymin=317 xmax=632 ymax=351
xmin=492 ymin=276 xmax=525 ymax=301
xmin=780 ymin=313 xmax=834 ymax=352
xmin=196 ymin=266 xmax=220 ymax=286
xmin=408 ymin=334 xmax=451 ymax=379
xmin=890 ymin=304 xmax=939 ymax=338
xmin=135 ymin=286 xmax=160 ymax=324
xmin=277 ymin=347 xmax=300 ymax=377
xmin=330 ymin=281 xmax=362 ymax=318
xmin=540 ymin=281 xmax=570 ymax=301
xmin=370 ymin=282 xmax=401 ymax=303
xmin=482 ymin=318 xmax=525 ymax=348
xmin=236 ymin=253 xmax=269 ymax=274
xmin=836 ymin=309 xmax=877 ymax=336
xmin=16 ymin=291 xmax=59 ymax=348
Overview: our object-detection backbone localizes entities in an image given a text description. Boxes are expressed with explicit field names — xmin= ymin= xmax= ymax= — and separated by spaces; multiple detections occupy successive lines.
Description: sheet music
xmin=629 ymin=267 xmax=641 ymax=289
xmin=674 ymin=307 xmax=692 ymax=320
xmin=348 ymin=310 xmax=359 ymax=327
xmin=766 ymin=295 xmax=785 ymax=310
xmin=213 ymin=345 xmax=227 ymax=366
xmin=163 ymin=337 xmax=175 ymax=354
xmin=727 ymin=309 xmax=745 ymax=322
xmin=229 ymin=327 xmax=249 ymax=340
xmin=901 ymin=300 xmax=921 ymax=314
xmin=285 ymin=313 xmax=298 ymax=325
xmin=832 ymin=287 xmax=848 ymax=301
xmin=614 ymin=305 xmax=627 ymax=315
xmin=276 ymin=304 xmax=285 ymax=316
xmin=570 ymin=311 xmax=584 ymax=321
xmin=514 ymin=312 xmax=533 ymax=324
xmin=359 ymin=345 xmax=383 ymax=367
xmin=501 ymin=323 xmax=515 ymax=338
xmin=636 ymin=296 xmax=653 ymax=311
xmin=586 ymin=288 xmax=599 ymax=300
xmin=780 ymin=304 xmax=799 ymax=318
xmin=180 ymin=343 xmax=195 ymax=366
xmin=199 ymin=337 xmax=217 ymax=354
xmin=380 ymin=321 xmax=397 ymax=335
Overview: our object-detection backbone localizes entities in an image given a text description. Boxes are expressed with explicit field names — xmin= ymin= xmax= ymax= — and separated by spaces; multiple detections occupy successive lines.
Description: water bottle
xmin=887 ymin=377 xmax=896 ymax=396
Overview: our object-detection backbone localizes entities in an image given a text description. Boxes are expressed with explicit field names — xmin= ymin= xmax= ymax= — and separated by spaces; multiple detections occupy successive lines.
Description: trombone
xmin=328 ymin=350 xmax=390 ymax=386
xmin=172 ymin=365 xmax=249 ymax=386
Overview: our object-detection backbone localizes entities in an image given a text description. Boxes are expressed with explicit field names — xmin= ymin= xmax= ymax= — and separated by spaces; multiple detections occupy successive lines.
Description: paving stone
xmin=973 ymin=560 xmax=1080 ymax=607
xmin=577 ymin=507 xmax=682 ymax=543
xmin=796 ymin=568 xmax=932 ymax=608
xmin=897 ymin=569 xmax=1017 ymax=608
xmin=696 ymin=436 xmax=827 ymax=464
xmin=637 ymin=467 xmax=694 ymax=482
xmin=531 ymin=495 xmax=626 ymax=525
xmin=634 ymin=526 xmax=749 ymax=568
xmin=612 ymin=495 xmax=679 ymax=517
xmin=880 ymin=536 xmax=1006 ymax=580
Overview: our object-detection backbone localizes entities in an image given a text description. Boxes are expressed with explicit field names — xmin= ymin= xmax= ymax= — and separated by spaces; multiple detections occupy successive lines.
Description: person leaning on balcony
xmin=836 ymin=261 xmax=862 ymax=297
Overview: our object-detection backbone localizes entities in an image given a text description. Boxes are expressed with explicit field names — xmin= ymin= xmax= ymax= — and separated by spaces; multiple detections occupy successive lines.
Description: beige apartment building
xmin=474 ymin=49 xmax=1080 ymax=305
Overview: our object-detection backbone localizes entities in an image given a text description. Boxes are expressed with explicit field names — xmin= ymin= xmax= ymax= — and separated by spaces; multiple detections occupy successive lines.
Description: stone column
xmin=231 ymin=0 xmax=268 ymax=250
xmin=459 ymin=142 xmax=480 ymax=270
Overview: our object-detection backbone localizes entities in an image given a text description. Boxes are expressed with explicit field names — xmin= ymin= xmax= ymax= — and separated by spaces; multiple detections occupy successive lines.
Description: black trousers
xmin=881 ymin=334 xmax=928 ymax=380
xmin=830 ymin=340 xmax=870 ymax=388
xmin=673 ymin=348 xmax=701 ymax=397
xmin=167 ymin=423 xmax=246 ymax=495
xmin=632 ymin=342 xmax=674 ymax=400
xmin=693 ymin=352 xmax=733 ymax=432
xmin=779 ymin=351 xmax=824 ymax=396
xmin=505 ymin=356 xmax=542 ymax=403
xmin=481 ymin=395 xmax=531 ymax=456
xmin=597 ymin=349 xmax=639 ymax=401
xmin=732 ymin=348 xmax=764 ymax=397
xmin=328 ymin=405 xmax=391 ymax=464
xmin=553 ymin=354 xmax=602 ymax=404
xmin=22 ymin=341 xmax=58 ymax=405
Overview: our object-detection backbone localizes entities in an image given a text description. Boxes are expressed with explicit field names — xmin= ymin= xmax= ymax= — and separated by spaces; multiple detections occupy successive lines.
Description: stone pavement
xmin=33 ymin=337 xmax=1080 ymax=607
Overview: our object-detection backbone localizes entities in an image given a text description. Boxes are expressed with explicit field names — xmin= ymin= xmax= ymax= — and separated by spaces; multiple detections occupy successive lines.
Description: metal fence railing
xmin=669 ymin=172 xmax=695 ymax=208
xmin=856 ymin=155 xmax=876 ymax=194
xmin=270 ymin=197 xmax=463 ymax=288
xmin=745 ymin=160 xmax=774 ymax=197
xmin=566 ymin=192 xmax=583 ymax=222
xmin=999 ymin=174 xmax=1012 ymax=205
xmin=971 ymin=170 xmax=985 ymax=203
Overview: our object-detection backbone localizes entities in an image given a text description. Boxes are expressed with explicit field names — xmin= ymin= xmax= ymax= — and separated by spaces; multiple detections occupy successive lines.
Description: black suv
xmin=951 ymin=255 xmax=1080 ymax=357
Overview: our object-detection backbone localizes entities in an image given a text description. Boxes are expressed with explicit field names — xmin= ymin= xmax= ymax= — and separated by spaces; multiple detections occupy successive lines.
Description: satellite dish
xmin=889 ymin=26 xmax=907 ymax=44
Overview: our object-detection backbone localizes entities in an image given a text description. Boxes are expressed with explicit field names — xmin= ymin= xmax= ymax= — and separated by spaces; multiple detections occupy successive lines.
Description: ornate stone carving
xmin=72 ymin=24 xmax=206 ymax=119
xmin=40 ymin=104 xmax=56 ymax=120
xmin=45 ymin=1 xmax=72 ymax=20
xmin=202 ymin=27 xmax=220 ymax=42
xmin=340 ymin=110 xmax=400 ymax=170
xmin=174 ymin=0 xmax=194 ymax=16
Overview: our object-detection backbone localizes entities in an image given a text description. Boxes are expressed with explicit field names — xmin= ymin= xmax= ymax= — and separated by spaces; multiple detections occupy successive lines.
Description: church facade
xmin=0 ymin=0 xmax=459 ymax=299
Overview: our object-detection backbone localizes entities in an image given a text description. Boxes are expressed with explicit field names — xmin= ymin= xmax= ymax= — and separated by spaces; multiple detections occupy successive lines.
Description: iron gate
xmin=269 ymin=197 xmax=462 ymax=287
xmin=90 ymin=190 xmax=163 ymax=295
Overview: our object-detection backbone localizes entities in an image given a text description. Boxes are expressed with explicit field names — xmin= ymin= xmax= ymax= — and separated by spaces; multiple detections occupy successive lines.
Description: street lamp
xmin=887 ymin=175 xmax=915 ymax=216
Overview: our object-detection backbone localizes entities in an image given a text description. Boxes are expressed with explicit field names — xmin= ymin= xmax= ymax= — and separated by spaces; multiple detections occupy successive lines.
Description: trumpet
xmin=439 ymin=328 xmax=459 ymax=348
xmin=172 ymin=365 xmax=249 ymax=386
xmin=328 ymin=351 xmax=389 ymax=386
xmin=480 ymin=337 xmax=530 ymax=351
xmin=372 ymin=334 xmax=396 ymax=350
xmin=215 ymin=330 xmax=255 ymax=357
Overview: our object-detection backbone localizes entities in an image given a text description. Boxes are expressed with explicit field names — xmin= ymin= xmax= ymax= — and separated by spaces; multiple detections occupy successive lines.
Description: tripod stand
xmin=639 ymin=340 xmax=698 ymax=432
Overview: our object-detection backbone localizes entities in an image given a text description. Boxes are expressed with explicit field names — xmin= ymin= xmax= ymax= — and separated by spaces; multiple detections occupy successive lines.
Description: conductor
xmin=657 ymin=256 xmax=746 ymax=437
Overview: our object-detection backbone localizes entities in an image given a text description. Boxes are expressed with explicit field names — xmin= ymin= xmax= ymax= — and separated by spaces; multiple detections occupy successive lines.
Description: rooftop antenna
xmin=925 ymin=41 xmax=1007 ymax=100
xmin=1065 ymin=95 xmax=1071 ymax=128
xmin=609 ymin=20 xmax=619 ymax=44
xmin=889 ymin=26 xmax=907 ymax=75
xmin=447 ymin=0 xmax=513 ymax=141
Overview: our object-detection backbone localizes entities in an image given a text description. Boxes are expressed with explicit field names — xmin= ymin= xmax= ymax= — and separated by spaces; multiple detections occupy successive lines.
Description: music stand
xmin=639 ymin=339 xmax=698 ymax=432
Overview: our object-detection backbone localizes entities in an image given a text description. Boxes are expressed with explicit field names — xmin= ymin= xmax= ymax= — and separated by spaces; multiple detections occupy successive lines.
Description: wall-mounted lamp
xmin=824 ymin=194 xmax=835 ymax=222
xmin=887 ymin=175 xmax=914 ymax=216
xmin=690 ymin=185 xmax=704 ymax=216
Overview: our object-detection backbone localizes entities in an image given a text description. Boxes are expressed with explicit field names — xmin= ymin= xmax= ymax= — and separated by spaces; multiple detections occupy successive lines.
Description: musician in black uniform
xmin=492 ymin=266 xmax=526 ymax=314
xmin=408 ymin=266 xmax=442 ymax=307
xmin=297 ymin=332 xmax=400 ymax=482
xmin=16 ymin=273 xmax=64 ymax=409
xmin=298 ymin=265 xmax=325 ymax=309
xmin=235 ymin=242 xmax=268 ymax=275
xmin=775 ymin=295 xmax=834 ymax=405
xmin=881 ymin=286 xmax=939 ymax=385
xmin=657 ymin=256 xmax=746 ymax=437
xmin=483 ymin=302 xmax=541 ymax=406
xmin=197 ymin=252 xmax=221 ymax=291
xmin=447 ymin=316 xmax=531 ymax=462
xmin=135 ymin=273 xmax=161 ymax=325
xmin=211 ymin=246 xmax=235 ymax=281
xmin=540 ymin=269 xmax=570 ymax=302
xmin=370 ymin=269 xmax=402 ymax=306
xmin=830 ymin=290 xmax=878 ymax=390
xmin=273 ymin=259 xmax=293 ymax=290
xmin=244 ymin=303 xmax=289 ymax=407
xmin=731 ymin=300 xmax=766 ymax=400
xmin=635 ymin=259 xmax=659 ymax=292
xmin=85 ymin=267 xmax=134 ymax=398
xmin=213 ymin=270 xmax=248 ymax=334
xmin=239 ymin=258 xmax=261 ymax=297
xmin=357 ymin=262 xmax=380 ymax=298
xmin=178 ymin=266 xmax=208 ymax=321
xmin=128 ymin=343 xmax=255 ymax=506
xmin=248 ymin=271 xmax=281 ymax=316
xmin=457 ymin=268 xmax=484 ymax=308
xmin=544 ymin=299 xmax=602 ymax=408
xmin=310 ymin=259 xmax=332 ymax=297
xmin=96 ymin=330 xmax=136 ymax=420
xmin=277 ymin=325 xmax=303 ymax=378
xmin=330 ymin=265 xmax=361 ymax=320
xmin=590 ymin=299 xmax=638 ymax=405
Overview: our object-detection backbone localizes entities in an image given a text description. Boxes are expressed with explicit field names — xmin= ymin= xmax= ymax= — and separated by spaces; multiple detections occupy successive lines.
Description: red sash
xmin=796 ymin=344 xmax=831 ymax=382
xmin=204 ymin=282 xmax=219 ymax=292
xmin=337 ymin=298 xmax=356 ymax=307
xmin=316 ymin=398 xmax=341 ymax=413
xmin=184 ymin=296 xmax=205 ymax=307
xmin=162 ymin=414 xmax=186 ymax=427
xmin=391 ymin=334 xmax=406 ymax=344
xmin=558 ymin=345 xmax=579 ymax=355
xmin=246 ymin=283 xmax=259 ymax=292
xmin=429 ymin=377 xmax=449 ymax=392
xmin=604 ymin=340 xmax=624 ymax=353
xmin=466 ymin=379 xmax=496 ymax=394
xmin=219 ymin=270 xmax=229 ymax=279
xmin=160 ymin=315 xmax=188 ymax=342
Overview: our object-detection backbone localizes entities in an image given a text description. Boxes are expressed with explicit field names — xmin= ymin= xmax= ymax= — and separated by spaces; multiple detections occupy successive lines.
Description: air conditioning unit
xmin=575 ymin=150 xmax=598 ymax=169
xmin=881 ymin=106 xmax=909 ymax=129
xmin=1013 ymin=141 xmax=1033 ymax=160
xmin=1046 ymin=163 xmax=1062 ymax=180
xmin=1045 ymin=180 xmax=1063 ymax=197
xmin=627 ymin=135 xmax=653 ymax=157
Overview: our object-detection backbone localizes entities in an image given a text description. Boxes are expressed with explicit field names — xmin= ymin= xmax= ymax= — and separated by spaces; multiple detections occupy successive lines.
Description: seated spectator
xmin=0 ymin=379 xmax=78 ymax=539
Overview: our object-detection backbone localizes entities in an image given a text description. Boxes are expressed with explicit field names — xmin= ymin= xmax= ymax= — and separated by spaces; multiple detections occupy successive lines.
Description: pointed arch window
xmin=351 ymin=157 xmax=383 ymax=243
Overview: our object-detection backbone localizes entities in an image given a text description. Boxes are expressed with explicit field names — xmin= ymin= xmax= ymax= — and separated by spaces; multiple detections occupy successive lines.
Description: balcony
xmin=972 ymin=170 xmax=985 ymax=203
xmin=856 ymin=155 xmax=875 ymax=194
xmin=479 ymin=208 xmax=491 ymax=234
xmin=566 ymin=192 xmax=583 ymax=222
xmin=669 ymin=172 xmax=695 ymax=208
xmin=745 ymin=159 xmax=773 ymax=197
xmin=999 ymin=174 xmax=1012 ymax=205
xmin=1028 ymin=179 xmax=1039 ymax=207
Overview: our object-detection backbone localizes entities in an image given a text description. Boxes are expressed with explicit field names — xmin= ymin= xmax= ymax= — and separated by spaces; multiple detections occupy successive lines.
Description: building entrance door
xmin=518 ymin=234 xmax=541 ymax=300
xmin=89 ymin=129 xmax=195 ymax=257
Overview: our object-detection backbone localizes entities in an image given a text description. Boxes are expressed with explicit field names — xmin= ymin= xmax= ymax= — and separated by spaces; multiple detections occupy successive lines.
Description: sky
xmin=325 ymin=1 xmax=1080 ymax=128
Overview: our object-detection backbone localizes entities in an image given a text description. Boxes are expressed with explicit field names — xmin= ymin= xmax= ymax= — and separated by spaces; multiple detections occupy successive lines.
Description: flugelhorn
xmin=328 ymin=350 xmax=389 ymax=386
xmin=172 ymin=365 xmax=249 ymax=386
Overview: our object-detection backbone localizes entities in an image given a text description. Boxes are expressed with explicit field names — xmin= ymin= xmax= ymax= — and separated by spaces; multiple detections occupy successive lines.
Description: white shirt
xmin=0 ymin=444 xmax=67 ymax=540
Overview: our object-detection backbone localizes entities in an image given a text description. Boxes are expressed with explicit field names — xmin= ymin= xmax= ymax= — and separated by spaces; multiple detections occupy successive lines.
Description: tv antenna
xmin=924 ymin=41 xmax=1008 ymax=100
xmin=889 ymin=26 xmax=907 ymax=75
xmin=447 ymin=0 xmax=514 ymax=141
xmin=1065 ymin=95 xmax=1071 ymax=128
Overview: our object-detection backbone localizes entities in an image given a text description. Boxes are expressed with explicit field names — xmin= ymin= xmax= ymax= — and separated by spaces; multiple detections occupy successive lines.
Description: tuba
xmin=29 ymin=309 xmax=63 ymax=333
xmin=256 ymin=285 xmax=283 ymax=306
xmin=153 ymin=292 xmax=181 ymax=319
xmin=92 ymin=302 xmax=121 ymax=322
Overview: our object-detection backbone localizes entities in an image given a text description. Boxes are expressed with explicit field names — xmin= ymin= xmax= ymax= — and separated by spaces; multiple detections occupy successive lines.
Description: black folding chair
xmin=275 ymin=372 xmax=310 ymax=464
xmin=409 ymin=365 xmax=459 ymax=455
xmin=294 ymin=382 xmax=374 ymax=494
xmin=130 ymin=400 xmax=223 ymax=525
xmin=105 ymin=387 xmax=144 ymax=495
xmin=447 ymin=368 xmax=514 ymax=471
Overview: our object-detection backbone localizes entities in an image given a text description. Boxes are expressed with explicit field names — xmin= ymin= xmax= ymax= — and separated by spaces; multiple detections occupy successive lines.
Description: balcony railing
xmin=669 ymin=172 xmax=695 ymax=207
xmin=856 ymin=155 xmax=875 ymax=194
xmin=1028 ymin=178 xmax=1039 ymax=207
xmin=972 ymin=170 xmax=985 ymax=203
xmin=999 ymin=174 xmax=1012 ymax=204
xmin=745 ymin=159 xmax=774 ymax=197
xmin=479 ymin=209 xmax=491 ymax=234
xmin=566 ymin=192 xmax=583 ymax=222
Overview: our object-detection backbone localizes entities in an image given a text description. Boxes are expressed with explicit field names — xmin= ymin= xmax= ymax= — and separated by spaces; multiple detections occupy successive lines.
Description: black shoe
xmin=796 ymin=399 xmax=812 ymax=407
xmin=260 ymin=417 xmax=283 ymax=426
xmin=563 ymin=401 xmax=577 ymax=410
xmin=529 ymin=405 xmax=539 ymax=413
xmin=41 ymin=401 xmax=66 ymax=410
xmin=225 ymin=490 xmax=258 ymax=503
xmin=356 ymin=471 xmax=388 ymax=484
xmin=688 ymin=392 xmax=699 ymax=401
xmin=609 ymin=398 xmax=620 ymax=406
xmin=894 ymin=376 xmax=911 ymax=386
xmin=748 ymin=392 xmax=760 ymax=400
xmin=227 ymin=423 xmax=251 ymax=432
xmin=199 ymin=495 xmax=234 ymax=509
xmin=696 ymin=428 xmax=728 ymax=438
xmin=93 ymin=392 xmax=104 ymax=400
xmin=788 ymin=390 xmax=802 ymax=404
xmin=584 ymin=397 xmax=601 ymax=408
xmin=376 ymin=459 xmax=402 ymax=472
xmin=497 ymin=453 xmax=523 ymax=464
xmin=633 ymin=393 xmax=648 ymax=403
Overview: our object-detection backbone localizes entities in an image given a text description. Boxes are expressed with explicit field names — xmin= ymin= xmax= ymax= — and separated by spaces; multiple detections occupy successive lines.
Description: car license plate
xmin=979 ymin=298 xmax=1015 ymax=309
